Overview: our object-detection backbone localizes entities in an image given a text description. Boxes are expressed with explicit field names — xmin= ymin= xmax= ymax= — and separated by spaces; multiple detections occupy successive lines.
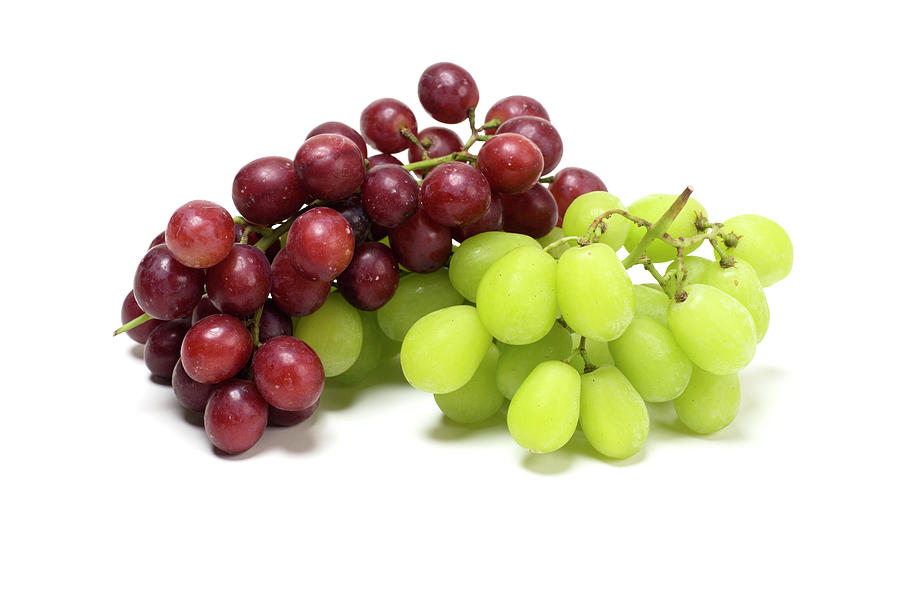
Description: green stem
xmin=467 ymin=107 xmax=478 ymax=135
xmin=621 ymin=186 xmax=693 ymax=269
xmin=539 ymin=175 xmax=555 ymax=184
xmin=254 ymin=215 xmax=297 ymax=252
xmin=579 ymin=336 xmax=598 ymax=374
xmin=114 ymin=312 xmax=152 ymax=336
xmin=403 ymin=151 xmax=475 ymax=172
xmin=251 ymin=304 xmax=264 ymax=347
xmin=541 ymin=235 xmax=581 ymax=254
xmin=479 ymin=118 xmax=501 ymax=132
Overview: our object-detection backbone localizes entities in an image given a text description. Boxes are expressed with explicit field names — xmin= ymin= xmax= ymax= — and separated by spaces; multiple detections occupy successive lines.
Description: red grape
xmin=205 ymin=244 xmax=272 ymax=317
xmin=148 ymin=231 xmax=166 ymax=249
xmin=134 ymin=244 xmax=204 ymax=320
xmin=270 ymin=250 xmax=331 ymax=317
xmin=496 ymin=116 xmax=563 ymax=175
xmin=180 ymin=314 xmax=253 ymax=384
xmin=360 ymin=98 xmax=417 ymax=154
xmin=257 ymin=299 xmax=293 ymax=343
xmin=367 ymin=154 xmax=404 ymax=169
xmin=204 ymin=379 xmax=268 ymax=455
xmin=268 ymin=402 xmax=318 ymax=427
xmin=232 ymin=157 xmax=307 ymax=225
xmin=389 ymin=210 xmax=452 ymax=273
xmin=329 ymin=194 xmax=371 ymax=244
xmin=360 ymin=164 xmax=420 ymax=228
xmin=484 ymin=95 xmax=550 ymax=134
xmin=407 ymin=126 xmax=463 ymax=175
xmin=121 ymin=290 xmax=162 ymax=344
xmin=336 ymin=242 xmax=400 ymax=310
xmin=501 ymin=184 xmax=558 ymax=238
xmin=165 ymin=200 xmax=234 ymax=269
xmin=417 ymin=62 xmax=479 ymax=124
xmin=144 ymin=319 xmax=191 ymax=380
xmin=421 ymin=162 xmax=491 ymax=227
xmin=252 ymin=336 xmax=325 ymax=411
xmin=548 ymin=167 xmax=608 ymax=226
xmin=285 ymin=207 xmax=355 ymax=281
xmin=478 ymin=133 xmax=544 ymax=194
xmin=294 ymin=134 xmax=365 ymax=202
xmin=306 ymin=121 xmax=368 ymax=158
xmin=451 ymin=193 xmax=503 ymax=241
xmin=172 ymin=359 xmax=213 ymax=412
xmin=191 ymin=295 xmax=221 ymax=324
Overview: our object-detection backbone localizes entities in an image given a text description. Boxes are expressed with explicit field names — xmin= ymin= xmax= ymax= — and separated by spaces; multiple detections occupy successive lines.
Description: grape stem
xmin=541 ymin=235 xmax=582 ymax=254
xmin=250 ymin=304 xmax=264 ymax=348
xmin=403 ymin=151 xmax=476 ymax=172
xmin=114 ymin=312 xmax=152 ymax=337
xmin=638 ymin=258 xmax=675 ymax=296
xmin=539 ymin=175 xmax=555 ymax=184
xmin=620 ymin=186 xmax=694 ymax=269
xmin=579 ymin=336 xmax=598 ymax=374
xmin=252 ymin=200 xmax=323 ymax=252
xmin=400 ymin=127 xmax=426 ymax=157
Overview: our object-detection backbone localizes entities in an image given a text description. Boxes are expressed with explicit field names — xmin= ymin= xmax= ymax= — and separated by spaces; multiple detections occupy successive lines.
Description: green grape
xmin=537 ymin=227 xmax=577 ymax=259
xmin=674 ymin=368 xmax=741 ymax=434
xmin=376 ymin=270 xmax=463 ymax=341
xmin=449 ymin=231 xmax=541 ymax=301
xmin=561 ymin=191 xmax=630 ymax=250
xmin=633 ymin=283 xmax=670 ymax=326
xmin=330 ymin=310 xmax=386 ymax=386
xmin=624 ymin=193 xmax=708 ymax=263
xmin=400 ymin=305 xmax=492 ymax=394
xmin=584 ymin=338 xmax=615 ymax=367
xmin=434 ymin=345 xmax=505 ymax=423
xmin=721 ymin=214 xmax=793 ymax=286
xmin=496 ymin=323 xmax=572 ymax=399
xmin=569 ymin=352 xmax=586 ymax=374
xmin=663 ymin=255 xmax=716 ymax=288
xmin=557 ymin=244 xmax=634 ymax=341
xmin=507 ymin=361 xmax=581 ymax=453
xmin=667 ymin=284 xmax=756 ymax=375
xmin=702 ymin=260 xmax=770 ymax=342
xmin=381 ymin=337 xmax=402 ymax=361
xmin=579 ymin=366 xmax=649 ymax=459
xmin=293 ymin=293 xmax=363 ymax=377
xmin=476 ymin=245 xmax=558 ymax=345
xmin=607 ymin=315 xmax=693 ymax=403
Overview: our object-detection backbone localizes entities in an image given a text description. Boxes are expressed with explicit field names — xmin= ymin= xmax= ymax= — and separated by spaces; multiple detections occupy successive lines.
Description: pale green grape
xmin=293 ymin=294 xmax=363 ymax=377
xmin=476 ymin=245 xmax=558 ymax=345
xmin=537 ymin=227 xmax=577 ymax=259
xmin=624 ymin=193 xmax=708 ymax=263
xmin=557 ymin=244 xmax=634 ymax=341
xmin=721 ymin=214 xmax=793 ymax=286
xmin=667 ymin=284 xmax=756 ymax=375
xmin=400 ymin=305 xmax=492 ymax=394
xmin=560 ymin=191 xmax=630 ymax=250
xmin=376 ymin=270 xmax=463 ymax=341
xmin=607 ymin=315 xmax=693 ymax=403
xmin=674 ymin=368 xmax=740 ymax=434
xmin=633 ymin=283 xmax=669 ymax=326
xmin=381 ymin=337 xmax=402 ymax=361
xmin=702 ymin=260 xmax=769 ymax=342
xmin=330 ymin=310 xmax=387 ymax=386
xmin=496 ymin=323 xmax=572 ymax=399
xmin=569 ymin=353 xmax=586 ymax=374
xmin=663 ymin=256 xmax=715 ymax=288
xmin=579 ymin=366 xmax=649 ymax=459
xmin=434 ymin=345 xmax=505 ymax=423
xmin=449 ymin=231 xmax=541 ymax=301
xmin=507 ymin=361 xmax=581 ymax=453
xmin=584 ymin=338 xmax=615 ymax=367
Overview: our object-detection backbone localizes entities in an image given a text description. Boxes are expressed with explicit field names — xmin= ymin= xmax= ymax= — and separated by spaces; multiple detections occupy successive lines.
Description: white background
xmin=2 ymin=1 xmax=898 ymax=598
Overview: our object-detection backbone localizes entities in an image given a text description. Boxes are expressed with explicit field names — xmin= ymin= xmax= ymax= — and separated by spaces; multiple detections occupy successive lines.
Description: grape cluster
xmin=118 ymin=62 xmax=793 ymax=458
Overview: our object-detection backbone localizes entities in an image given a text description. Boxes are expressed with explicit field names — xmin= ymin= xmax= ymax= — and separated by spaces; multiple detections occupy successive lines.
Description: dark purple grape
xmin=484 ymin=95 xmax=550 ymax=134
xmin=418 ymin=62 xmax=479 ymax=124
xmin=205 ymin=244 xmax=272 ymax=317
xmin=337 ymin=242 xmax=400 ymax=310
xmin=270 ymin=250 xmax=331 ymax=317
xmin=204 ymin=379 xmax=268 ymax=455
xmin=477 ymin=133 xmax=544 ymax=194
xmin=166 ymin=200 xmax=234 ymax=268
xmin=180 ymin=314 xmax=253 ymax=384
xmin=294 ymin=134 xmax=365 ymax=202
xmin=496 ymin=116 xmax=563 ymax=175
xmin=367 ymin=154 xmax=404 ymax=169
xmin=148 ymin=231 xmax=166 ymax=249
xmin=501 ymin=184 xmax=558 ymax=238
xmin=360 ymin=98 xmax=417 ymax=154
xmin=144 ymin=319 xmax=191 ymax=380
xmin=285 ymin=207 xmax=355 ymax=281
xmin=232 ymin=157 xmax=307 ymax=225
xmin=268 ymin=401 xmax=318 ymax=427
xmin=368 ymin=222 xmax=390 ymax=242
xmin=257 ymin=300 xmax=293 ymax=343
xmin=306 ymin=121 xmax=368 ymax=158
xmin=252 ymin=336 xmax=324 ymax=411
xmin=451 ymin=193 xmax=503 ymax=241
xmin=172 ymin=359 xmax=213 ymax=412
xmin=329 ymin=195 xmax=371 ymax=244
xmin=421 ymin=162 xmax=491 ymax=227
xmin=191 ymin=295 xmax=221 ymax=324
xmin=389 ymin=210 xmax=452 ymax=273
xmin=134 ymin=244 xmax=204 ymax=320
xmin=360 ymin=164 xmax=420 ymax=228
xmin=121 ymin=290 xmax=162 ymax=344
xmin=548 ymin=167 xmax=608 ymax=227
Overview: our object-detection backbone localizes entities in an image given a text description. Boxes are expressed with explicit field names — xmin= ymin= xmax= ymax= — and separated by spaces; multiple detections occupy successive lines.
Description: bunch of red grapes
xmin=119 ymin=62 xmax=607 ymax=455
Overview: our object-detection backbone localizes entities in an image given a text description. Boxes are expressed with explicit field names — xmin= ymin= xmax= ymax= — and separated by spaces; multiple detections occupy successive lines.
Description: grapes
xmin=269 ymin=250 xmax=331 ymax=317
xmin=388 ymin=210 xmax=452 ymax=274
xmin=294 ymin=134 xmax=366 ymax=202
xmin=500 ymin=184 xmax=558 ymax=238
xmin=232 ymin=157 xmax=307 ymax=225
xmin=674 ymin=368 xmax=741 ymax=434
xmin=191 ymin=295 xmax=221 ymax=324
xmin=144 ymin=319 xmax=191 ymax=379
xmin=172 ymin=359 xmax=213 ymax=412
xmin=448 ymin=231 xmax=540 ymax=302
xmin=667 ymin=284 xmax=757 ymax=375
xmin=434 ymin=345 xmax=504 ymax=424
xmin=417 ymin=62 xmax=479 ymax=124
xmin=121 ymin=290 xmax=161 ymax=343
xmin=507 ymin=361 xmax=580 ymax=453
xmin=477 ymin=133 xmax=544 ymax=194
xmin=306 ymin=121 xmax=368 ymax=158
xmin=257 ymin=299 xmax=293 ymax=343
xmin=624 ymin=193 xmax=708 ymax=263
xmin=359 ymin=164 xmax=419 ymax=228
xmin=205 ymin=244 xmax=272 ymax=317
xmin=421 ymin=162 xmax=492 ymax=227
xmin=328 ymin=195 xmax=371 ymax=245
xmin=484 ymin=95 xmax=550 ymax=134
xmin=721 ymin=214 xmax=793 ymax=286
xmin=166 ymin=200 xmax=235 ymax=269
xmin=633 ymin=284 xmax=669 ymax=326
xmin=134 ymin=244 xmax=204 ymax=320
xmin=330 ymin=311 xmax=392 ymax=386
xmin=285 ymin=207 xmax=355 ymax=281
xmin=268 ymin=402 xmax=318 ymax=428
xmin=476 ymin=245 xmax=557 ymax=345
xmin=367 ymin=153 xmax=404 ymax=169
xmin=560 ymin=191 xmax=629 ymax=250
xmin=495 ymin=116 xmax=563 ymax=175
xmin=664 ymin=256 xmax=715 ymax=288
xmin=557 ymin=244 xmax=635 ymax=342
xmin=702 ymin=260 xmax=770 ymax=342
xmin=252 ymin=336 xmax=324 ymax=411
xmin=376 ymin=270 xmax=463 ymax=341
xmin=451 ymin=193 xmax=503 ymax=241
xmin=180 ymin=314 xmax=253 ymax=384
xmin=580 ymin=366 xmax=649 ymax=459
xmin=336 ymin=242 xmax=400 ymax=311
xmin=400 ymin=305 xmax=492 ymax=394
xmin=548 ymin=167 xmax=607 ymax=226
xmin=407 ymin=127 xmax=463 ymax=168
xmin=360 ymin=98 xmax=418 ymax=154
xmin=204 ymin=379 xmax=268 ymax=455
xmin=293 ymin=293 xmax=363 ymax=377
xmin=495 ymin=323 xmax=572 ymax=399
